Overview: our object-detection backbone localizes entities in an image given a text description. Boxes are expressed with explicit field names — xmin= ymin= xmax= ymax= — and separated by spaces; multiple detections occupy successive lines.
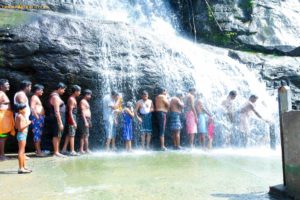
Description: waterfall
xmin=38 ymin=0 xmax=279 ymax=147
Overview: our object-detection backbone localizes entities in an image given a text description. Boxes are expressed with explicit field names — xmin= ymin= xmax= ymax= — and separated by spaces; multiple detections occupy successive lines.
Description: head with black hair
xmin=141 ymin=90 xmax=149 ymax=100
xmin=83 ymin=89 xmax=92 ymax=100
xmin=15 ymin=103 xmax=27 ymax=114
xmin=158 ymin=87 xmax=167 ymax=95
xmin=71 ymin=85 xmax=81 ymax=97
xmin=32 ymin=84 xmax=44 ymax=96
xmin=54 ymin=82 xmax=67 ymax=95
xmin=0 ymin=79 xmax=9 ymax=92
xmin=176 ymin=91 xmax=184 ymax=99
xmin=20 ymin=80 xmax=32 ymax=94
xmin=228 ymin=90 xmax=237 ymax=100
xmin=111 ymin=90 xmax=119 ymax=100
xmin=249 ymin=94 xmax=258 ymax=103
xmin=189 ymin=87 xmax=196 ymax=94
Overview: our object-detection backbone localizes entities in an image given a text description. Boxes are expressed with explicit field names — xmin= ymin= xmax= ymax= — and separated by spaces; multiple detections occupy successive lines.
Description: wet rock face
xmin=170 ymin=0 xmax=300 ymax=56
xmin=0 ymin=8 xmax=194 ymax=151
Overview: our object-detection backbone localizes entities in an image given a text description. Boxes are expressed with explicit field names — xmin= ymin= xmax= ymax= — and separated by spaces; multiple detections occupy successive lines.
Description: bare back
xmin=170 ymin=97 xmax=184 ymax=113
xmin=155 ymin=94 xmax=169 ymax=112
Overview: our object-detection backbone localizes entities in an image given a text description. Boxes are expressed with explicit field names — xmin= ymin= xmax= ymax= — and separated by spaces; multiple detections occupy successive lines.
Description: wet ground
xmin=0 ymin=148 xmax=283 ymax=200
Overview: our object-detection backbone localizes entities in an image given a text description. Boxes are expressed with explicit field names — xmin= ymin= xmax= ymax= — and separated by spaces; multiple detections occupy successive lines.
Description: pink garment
xmin=208 ymin=121 xmax=214 ymax=140
xmin=186 ymin=110 xmax=197 ymax=134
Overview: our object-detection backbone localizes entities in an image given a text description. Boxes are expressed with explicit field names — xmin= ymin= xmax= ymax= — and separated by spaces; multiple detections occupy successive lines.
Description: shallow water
xmin=0 ymin=148 xmax=283 ymax=200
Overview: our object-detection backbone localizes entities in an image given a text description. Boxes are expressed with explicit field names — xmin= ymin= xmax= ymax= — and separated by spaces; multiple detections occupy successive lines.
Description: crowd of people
xmin=0 ymin=79 xmax=270 ymax=174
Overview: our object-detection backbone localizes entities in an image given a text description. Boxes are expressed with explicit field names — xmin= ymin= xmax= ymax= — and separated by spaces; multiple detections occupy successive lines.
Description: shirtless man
xmin=30 ymin=84 xmax=46 ymax=157
xmin=155 ymin=88 xmax=169 ymax=151
xmin=79 ymin=89 xmax=92 ymax=154
xmin=135 ymin=90 xmax=154 ymax=150
xmin=0 ymin=79 xmax=15 ymax=161
xmin=185 ymin=88 xmax=198 ymax=148
xmin=239 ymin=95 xmax=269 ymax=147
xmin=14 ymin=80 xmax=32 ymax=121
xmin=49 ymin=82 xmax=67 ymax=157
xmin=62 ymin=85 xmax=81 ymax=156
xmin=169 ymin=92 xmax=184 ymax=150
xmin=195 ymin=94 xmax=212 ymax=149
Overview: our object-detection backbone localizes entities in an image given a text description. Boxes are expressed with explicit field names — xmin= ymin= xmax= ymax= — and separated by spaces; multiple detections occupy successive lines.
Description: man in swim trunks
xmin=221 ymin=90 xmax=237 ymax=123
xmin=49 ymin=82 xmax=67 ymax=157
xmin=155 ymin=87 xmax=169 ymax=151
xmin=62 ymin=85 xmax=81 ymax=156
xmin=185 ymin=88 xmax=198 ymax=148
xmin=0 ymin=79 xmax=15 ymax=161
xmin=221 ymin=90 xmax=238 ymax=146
xmin=195 ymin=93 xmax=212 ymax=149
xmin=30 ymin=84 xmax=46 ymax=157
xmin=79 ymin=89 xmax=92 ymax=154
xmin=239 ymin=95 xmax=270 ymax=147
xmin=169 ymin=92 xmax=184 ymax=150
xmin=103 ymin=91 xmax=120 ymax=151
xmin=135 ymin=90 xmax=154 ymax=150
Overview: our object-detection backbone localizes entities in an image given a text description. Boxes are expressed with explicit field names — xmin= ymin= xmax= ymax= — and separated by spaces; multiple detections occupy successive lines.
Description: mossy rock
xmin=0 ymin=9 xmax=29 ymax=27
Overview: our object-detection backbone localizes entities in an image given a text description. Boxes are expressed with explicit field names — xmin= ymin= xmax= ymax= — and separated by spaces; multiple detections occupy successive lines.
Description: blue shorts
xmin=17 ymin=132 xmax=27 ymax=142
xmin=30 ymin=115 xmax=45 ymax=142
xmin=140 ymin=113 xmax=152 ymax=134
xmin=104 ymin=119 xmax=116 ymax=139
xmin=198 ymin=113 xmax=208 ymax=135
xmin=169 ymin=112 xmax=182 ymax=131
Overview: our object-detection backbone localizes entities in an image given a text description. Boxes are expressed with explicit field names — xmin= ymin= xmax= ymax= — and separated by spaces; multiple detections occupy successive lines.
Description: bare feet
xmin=18 ymin=168 xmax=32 ymax=174
xmin=53 ymin=153 xmax=67 ymax=158
xmin=0 ymin=156 xmax=9 ymax=161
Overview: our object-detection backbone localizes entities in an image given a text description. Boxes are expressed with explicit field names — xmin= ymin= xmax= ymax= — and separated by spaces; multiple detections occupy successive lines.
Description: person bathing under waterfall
xmin=169 ymin=92 xmax=184 ymax=150
xmin=62 ymin=85 xmax=81 ymax=156
xmin=195 ymin=93 xmax=212 ymax=149
xmin=185 ymin=88 xmax=198 ymax=148
xmin=122 ymin=102 xmax=135 ymax=152
xmin=79 ymin=89 xmax=93 ymax=154
xmin=155 ymin=87 xmax=170 ymax=151
xmin=239 ymin=95 xmax=270 ymax=147
xmin=135 ymin=90 xmax=154 ymax=150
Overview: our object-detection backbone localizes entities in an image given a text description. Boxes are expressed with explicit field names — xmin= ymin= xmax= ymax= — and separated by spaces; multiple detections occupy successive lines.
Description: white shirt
xmin=102 ymin=94 xmax=115 ymax=121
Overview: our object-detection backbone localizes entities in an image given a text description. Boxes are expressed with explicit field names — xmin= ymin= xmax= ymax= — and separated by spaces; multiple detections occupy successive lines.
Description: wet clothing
xmin=30 ymin=114 xmax=45 ymax=142
xmin=122 ymin=111 xmax=133 ymax=141
xmin=169 ymin=112 xmax=182 ymax=131
xmin=157 ymin=111 xmax=167 ymax=136
xmin=104 ymin=119 xmax=116 ymax=139
xmin=139 ymin=100 xmax=152 ymax=115
xmin=140 ymin=113 xmax=152 ymax=134
xmin=186 ymin=110 xmax=197 ymax=134
xmin=48 ymin=93 xmax=66 ymax=138
xmin=0 ymin=110 xmax=15 ymax=136
xmin=102 ymin=95 xmax=115 ymax=122
xmin=197 ymin=113 xmax=207 ymax=134
xmin=17 ymin=132 xmax=27 ymax=141
xmin=208 ymin=121 xmax=214 ymax=140
xmin=79 ymin=117 xmax=92 ymax=137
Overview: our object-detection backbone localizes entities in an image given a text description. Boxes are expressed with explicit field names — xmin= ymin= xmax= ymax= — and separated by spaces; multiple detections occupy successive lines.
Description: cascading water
xmin=36 ymin=0 xmax=279 ymax=147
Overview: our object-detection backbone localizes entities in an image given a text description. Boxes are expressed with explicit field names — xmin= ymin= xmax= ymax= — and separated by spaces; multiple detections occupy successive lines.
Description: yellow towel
xmin=0 ymin=110 xmax=16 ymax=136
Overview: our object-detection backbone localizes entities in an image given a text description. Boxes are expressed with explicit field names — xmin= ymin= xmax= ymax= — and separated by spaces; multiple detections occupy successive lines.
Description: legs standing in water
xmin=186 ymin=111 xmax=197 ymax=148
xmin=141 ymin=133 xmax=152 ymax=150
xmin=105 ymin=119 xmax=116 ymax=151
xmin=0 ymin=134 xmax=8 ymax=160
xmin=17 ymin=133 xmax=31 ymax=173
xmin=157 ymin=112 xmax=167 ymax=150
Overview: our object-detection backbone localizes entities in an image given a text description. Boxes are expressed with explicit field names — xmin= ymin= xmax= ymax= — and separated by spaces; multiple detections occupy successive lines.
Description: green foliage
xmin=206 ymin=31 xmax=237 ymax=46
xmin=0 ymin=10 xmax=28 ymax=27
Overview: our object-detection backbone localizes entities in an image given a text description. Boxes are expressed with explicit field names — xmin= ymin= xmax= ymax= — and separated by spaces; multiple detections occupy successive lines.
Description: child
xmin=208 ymin=117 xmax=215 ymax=149
xmin=122 ymin=102 xmax=134 ymax=152
xmin=15 ymin=103 xmax=32 ymax=174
